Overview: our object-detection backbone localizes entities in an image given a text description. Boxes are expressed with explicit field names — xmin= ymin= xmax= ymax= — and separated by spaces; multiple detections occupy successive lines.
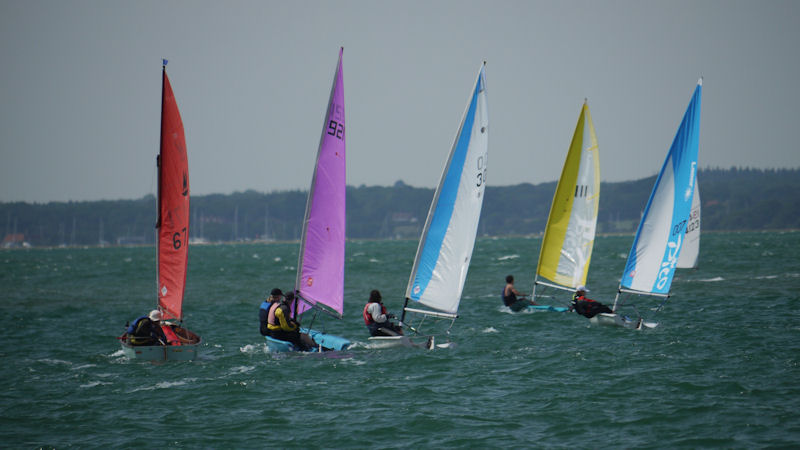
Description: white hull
xmin=366 ymin=334 xmax=450 ymax=350
xmin=120 ymin=341 xmax=199 ymax=361
xmin=119 ymin=325 xmax=201 ymax=361
xmin=589 ymin=313 xmax=658 ymax=330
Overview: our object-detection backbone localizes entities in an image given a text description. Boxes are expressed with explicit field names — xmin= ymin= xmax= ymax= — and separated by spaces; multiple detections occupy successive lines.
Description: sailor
xmin=266 ymin=290 xmax=316 ymax=351
xmin=128 ymin=309 xmax=168 ymax=346
xmin=569 ymin=285 xmax=613 ymax=318
xmin=259 ymin=288 xmax=282 ymax=336
xmin=502 ymin=275 xmax=535 ymax=312
xmin=363 ymin=290 xmax=403 ymax=336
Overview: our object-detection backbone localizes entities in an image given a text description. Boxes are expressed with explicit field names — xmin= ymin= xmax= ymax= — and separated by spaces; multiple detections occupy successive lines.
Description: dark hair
xmin=369 ymin=290 xmax=382 ymax=303
xmin=285 ymin=291 xmax=295 ymax=301
xmin=506 ymin=275 xmax=514 ymax=283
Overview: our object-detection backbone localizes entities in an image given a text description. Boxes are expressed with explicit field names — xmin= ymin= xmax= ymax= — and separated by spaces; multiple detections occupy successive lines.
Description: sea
xmin=1 ymin=232 xmax=799 ymax=448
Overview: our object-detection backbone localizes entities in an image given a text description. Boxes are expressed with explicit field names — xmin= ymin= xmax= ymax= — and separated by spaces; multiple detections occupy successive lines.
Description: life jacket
xmin=268 ymin=302 xmax=280 ymax=326
xmin=268 ymin=302 xmax=298 ymax=332
xmin=127 ymin=315 xmax=148 ymax=334
xmin=363 ymin=302 xmax=387 ymax=325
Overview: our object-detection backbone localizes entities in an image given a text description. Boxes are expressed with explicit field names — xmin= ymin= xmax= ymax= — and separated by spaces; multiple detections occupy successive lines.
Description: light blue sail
xmin=405 ymin=64 xmax=488 ymax=315
xmin=620 ymin=79 xmax=702 ymax=295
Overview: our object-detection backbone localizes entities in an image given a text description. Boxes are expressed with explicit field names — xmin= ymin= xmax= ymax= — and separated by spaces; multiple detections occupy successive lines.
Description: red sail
xmin=157 ymin=68 xmax=189 ymax=321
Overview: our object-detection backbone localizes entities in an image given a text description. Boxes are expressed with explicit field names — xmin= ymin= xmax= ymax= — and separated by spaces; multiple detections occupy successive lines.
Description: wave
xmin=698 ymin=277 xmax=725 ymax=282
xmin=239 ymin=343 xmax=267 ymax=355
xmin=497 ymin=254 xmax=519 ymax=261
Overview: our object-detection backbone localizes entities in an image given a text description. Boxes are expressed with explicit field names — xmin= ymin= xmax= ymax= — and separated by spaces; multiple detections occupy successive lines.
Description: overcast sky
xmin=1 ymin=0 xmax=798 ymax=203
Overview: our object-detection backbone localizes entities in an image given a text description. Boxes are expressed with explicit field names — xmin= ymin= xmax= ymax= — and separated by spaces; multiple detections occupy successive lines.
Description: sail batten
xmin=405 ymin=64 xmax=488 ymax=315
xmin=157 ymin=66 xmax=190 ymax=321
xmin=620 ymin=80 xmax=702 ymax=296
xmin=536 ymin=102 xmax=600 ymax=291
xmin=294 ymin=48 xmax=346 ymax=318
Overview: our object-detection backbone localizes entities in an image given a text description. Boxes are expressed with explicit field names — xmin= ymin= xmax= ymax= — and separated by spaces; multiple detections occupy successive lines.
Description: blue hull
xmin=527 ymin=305 xmax=569 ymax=313
xmin=265 ymin=328 xmax=350 ymax=353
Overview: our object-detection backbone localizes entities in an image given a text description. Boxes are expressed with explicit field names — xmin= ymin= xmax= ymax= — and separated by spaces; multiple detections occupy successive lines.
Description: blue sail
xmin=620 ymin=80 xmax=702 ymax=294
xmin=405 ymin=64 xmax=488 ymax=315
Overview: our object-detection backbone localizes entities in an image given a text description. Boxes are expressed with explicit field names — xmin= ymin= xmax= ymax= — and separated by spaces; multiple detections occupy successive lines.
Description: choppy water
xmin=1 ymin=232 xmax=799 ymax=448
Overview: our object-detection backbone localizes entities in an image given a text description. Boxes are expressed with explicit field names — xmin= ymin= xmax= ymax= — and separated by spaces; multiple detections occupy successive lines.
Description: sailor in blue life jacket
xmin=569 ymin=285 xmax=613 ymax=318
xmin=363 ymin=290 xmax=403 ymax=336
xmin=502 ymin=275 xmax=536 ymax=312
xmin=266 ymin=290 xmax=317 ymax=351
xmin=259 ymin=288 xmax=283 ymax=336
xmin=127 ymin=309 xmax=168 ymax=346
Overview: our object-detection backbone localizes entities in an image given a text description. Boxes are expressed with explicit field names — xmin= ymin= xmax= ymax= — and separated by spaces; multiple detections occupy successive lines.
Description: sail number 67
xmin=173 ymin=227 xmax=187 ymax=250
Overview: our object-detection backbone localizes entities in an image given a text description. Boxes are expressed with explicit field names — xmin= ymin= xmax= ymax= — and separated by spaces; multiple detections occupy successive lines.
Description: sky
xmin=1 ymin=0 xmax=798 ymax=203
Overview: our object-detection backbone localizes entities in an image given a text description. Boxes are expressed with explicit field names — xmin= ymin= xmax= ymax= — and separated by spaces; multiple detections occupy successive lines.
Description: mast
xmin=155 ymin=60 xmax=166 ymax=306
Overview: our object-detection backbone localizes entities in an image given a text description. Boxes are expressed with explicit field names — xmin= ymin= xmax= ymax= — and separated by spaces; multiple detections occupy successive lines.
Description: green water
xmin=1 ymin=232 xmax=799 ymax=448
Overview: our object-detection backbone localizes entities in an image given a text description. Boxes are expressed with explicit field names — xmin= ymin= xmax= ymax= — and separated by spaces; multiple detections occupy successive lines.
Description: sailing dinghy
xmin=119 ymin=61 xmax=201 ymax=360
xmin=527 ymin=100 xmax=600 ymax=313
xmin=592 ymin=79 xmax=703 ymax=329
xmin=369 ymin=63 xmax=488 ymax=349
xmin=265 ymin=48 xmax=350 ymax=353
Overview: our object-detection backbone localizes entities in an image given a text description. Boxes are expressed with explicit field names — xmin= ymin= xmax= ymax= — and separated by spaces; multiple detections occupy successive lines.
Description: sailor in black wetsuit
xmin=502 ymin=275 xmax=534 ymax=312
xmin=569 ymin=285 xmax=613 ymax=318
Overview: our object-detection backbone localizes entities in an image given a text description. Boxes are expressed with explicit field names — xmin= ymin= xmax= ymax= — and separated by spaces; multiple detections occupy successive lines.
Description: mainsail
xmin=295 ymin=47 xmax=346 ymax=318
xmin=534 ymin=101 xmax=600 ymax=293
xmin=676 ymin=182 xmax=701 ymax=269
xmin=157 ymin=62 xmax=190 ymax=321
xmin=617 ymin=79 xmax=702 ymax=301
xmin=405 ymin=63 xmax=488 ymax=316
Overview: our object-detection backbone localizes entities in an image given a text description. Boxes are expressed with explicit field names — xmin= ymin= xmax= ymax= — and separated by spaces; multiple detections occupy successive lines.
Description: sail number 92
xmin=328 ymin=120 xmax=344 ymax=140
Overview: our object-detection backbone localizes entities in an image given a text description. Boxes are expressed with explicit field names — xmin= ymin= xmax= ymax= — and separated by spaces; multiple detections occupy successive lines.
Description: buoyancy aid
xmin=127 ymin=315 xmax=148 ymax=334
xmin=363 ymin=302 xmax=388 ymax=325
xmin=268 ymin=302 xmax=298 ymax=332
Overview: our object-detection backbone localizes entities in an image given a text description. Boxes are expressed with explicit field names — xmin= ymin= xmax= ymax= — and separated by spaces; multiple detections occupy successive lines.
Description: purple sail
xmin=295 ymin=48 xmax=346 ymax=317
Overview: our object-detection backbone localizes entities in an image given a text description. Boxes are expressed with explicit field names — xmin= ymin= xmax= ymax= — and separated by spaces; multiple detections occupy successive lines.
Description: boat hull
xmin=588 ymin=313 xmax=658 ymax=329
xmin=119 ymin=325 xmax=201 ymax=361
xmin=527 ymin=304 xmax=569 ymax=313
xmin=265 ymin=328 xmax=350 ymax=353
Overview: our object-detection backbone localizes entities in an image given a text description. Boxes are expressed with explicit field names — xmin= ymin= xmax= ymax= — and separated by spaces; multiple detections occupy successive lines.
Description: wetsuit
xmin=571 ymin=294 xmax=613 ymax=318
xmin=502 ymin=286 xmax=529 ymax=312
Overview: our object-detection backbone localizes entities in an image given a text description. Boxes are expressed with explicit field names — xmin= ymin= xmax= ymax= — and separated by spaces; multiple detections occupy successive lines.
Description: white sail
xmin=619 ymin=79 xmax=702 ymax=296
xmin=676 ymin=181 xmax=700 ymax=269
xmin=405 ymin=64 xmax=488 ymax=316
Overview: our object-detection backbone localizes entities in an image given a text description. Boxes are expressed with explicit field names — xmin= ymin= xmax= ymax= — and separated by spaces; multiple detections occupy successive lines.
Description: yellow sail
xmin=536 ymin=101 xmax=600 ymax=289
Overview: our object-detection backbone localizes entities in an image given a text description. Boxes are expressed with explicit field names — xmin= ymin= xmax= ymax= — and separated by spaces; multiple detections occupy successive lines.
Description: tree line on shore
xmin=2 ymin=167 xmax=798 ymax=247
